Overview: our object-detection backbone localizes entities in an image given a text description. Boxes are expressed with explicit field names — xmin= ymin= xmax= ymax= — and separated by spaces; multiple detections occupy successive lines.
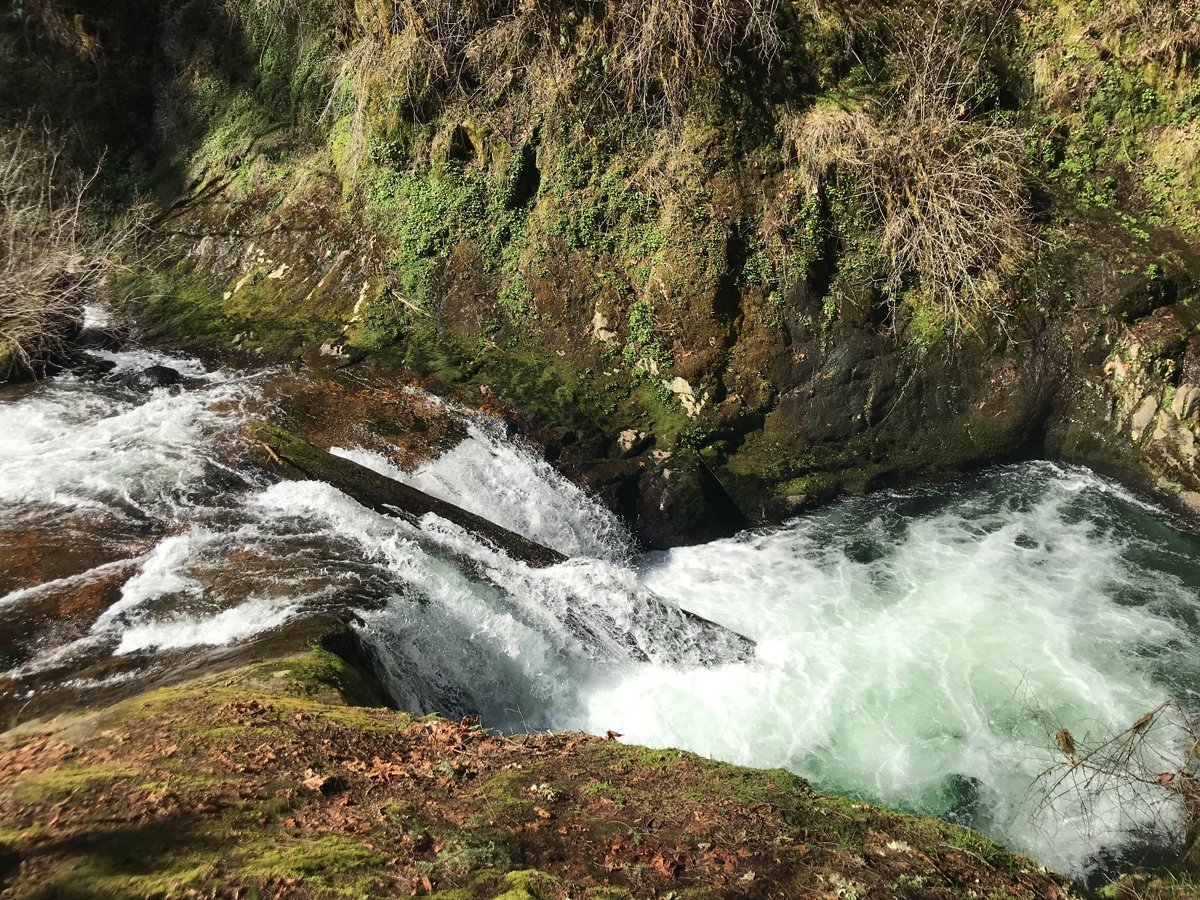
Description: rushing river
xmin=1 ymin=336 xmax=1198 ymax=879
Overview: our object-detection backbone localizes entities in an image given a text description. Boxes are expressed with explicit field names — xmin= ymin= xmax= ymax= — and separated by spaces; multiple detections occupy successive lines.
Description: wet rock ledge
xmin=0 ymin=642 xmax=1085 ymax=900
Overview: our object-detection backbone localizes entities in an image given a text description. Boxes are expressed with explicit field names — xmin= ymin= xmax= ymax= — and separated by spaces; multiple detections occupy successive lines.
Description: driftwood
xmin=248 ymin=420 xmax=566 ymax=567
xmin=247 ymin=420 xmax=756 ymax=661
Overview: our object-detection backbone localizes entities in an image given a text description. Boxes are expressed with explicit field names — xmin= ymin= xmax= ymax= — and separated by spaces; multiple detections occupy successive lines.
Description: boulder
xmin=616 ymin=429 xmax=652 ymax=458
xmin=127 ymin=364 xmax=184 ymax=390
xmin=68 ymin=353 xmax=118 ymax=380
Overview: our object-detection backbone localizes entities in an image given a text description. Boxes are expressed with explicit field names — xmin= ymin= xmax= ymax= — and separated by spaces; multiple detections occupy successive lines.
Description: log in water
xmin=247 ymin=419 xmax=756 ymax=661
xmin=248 ymin=419 xmax=568 ymax=568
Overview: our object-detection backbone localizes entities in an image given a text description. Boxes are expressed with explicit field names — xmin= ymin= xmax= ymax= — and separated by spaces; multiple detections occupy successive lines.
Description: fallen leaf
xmin=652 ymin=854 xmax=680 ymax=878
xmin=302 ymin=770 xmax=330 ymax=792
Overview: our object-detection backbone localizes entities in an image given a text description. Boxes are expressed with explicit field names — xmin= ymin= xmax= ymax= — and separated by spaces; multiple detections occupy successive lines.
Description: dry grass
xmin=0 ymin=127 xmax=141 ymax=379
xmin=314 ymin=0 xmax=782 ymax=146
xmin=1091 ymin=0 xmax=1200 ymax=71
xmin=782 ymin=0 xmax=1033 ymax=334
xmin=20 ymin=0 xmax=102 ymax=60
xmin=321 ymin=0 xmax=542 ymax=165
xmin=605 ymin=0 xmax=782 ymax=117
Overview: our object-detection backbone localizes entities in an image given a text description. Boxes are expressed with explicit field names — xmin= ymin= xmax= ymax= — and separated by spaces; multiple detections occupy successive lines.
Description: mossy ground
xmin=0 ymin=647 xmax=1076 ymax=899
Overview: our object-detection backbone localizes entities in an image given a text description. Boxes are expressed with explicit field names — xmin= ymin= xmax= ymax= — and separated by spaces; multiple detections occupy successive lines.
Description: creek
xmin=1 ymin=331 xmax=1197 ymax=878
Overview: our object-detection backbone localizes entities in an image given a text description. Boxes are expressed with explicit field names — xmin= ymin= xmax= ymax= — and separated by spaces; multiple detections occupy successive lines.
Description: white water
xmin=2 ymin=339 xmax=1199 ymax=878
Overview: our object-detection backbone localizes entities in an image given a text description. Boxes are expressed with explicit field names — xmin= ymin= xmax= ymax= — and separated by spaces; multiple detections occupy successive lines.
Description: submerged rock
xmin=67 ymin=353 xmax=118 ymax=380
xmin=73 ymin=326 xmax=125 ymax=352
xmin=126 ymin=364 xmax=183 ymax=390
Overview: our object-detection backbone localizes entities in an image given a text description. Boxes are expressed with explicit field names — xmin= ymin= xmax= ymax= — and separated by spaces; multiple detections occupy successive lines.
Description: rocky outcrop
xmin=1060 ymin=307 xmax=1200 ymax=508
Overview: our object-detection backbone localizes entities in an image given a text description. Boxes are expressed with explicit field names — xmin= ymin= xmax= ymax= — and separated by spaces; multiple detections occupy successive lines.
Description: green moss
xmin=580 ymin=780 xmax=627 ymax=805
xmin=473 ymin=769 xmax=540 ymax=824
xmin=905 ymin=291 xmax=950 ymax=352
xmin=7 ymin=763 xmax=137 ymax=806
xmin=633 ymin=747 xmax=684 ymax=769
xmin=342 ymin=152 xmax=537 ymax=333
xmin=136 ymin=773 xmax=231 ymax=794
xmin=115 ymin=261 xmax=337 ymax=357
xmin=241 ymin=835 xmax=386 ymax=897
xmin=420 ymin=837 xmax=523 ymax=879
xmin=623 ymin=298 xmax=672 ymax=371
xmin=21 ymin=801 xmax=294 ymax=899
xmin=240 ymin=645 xmax=389 ymax=708
xmin=493 ymin=868 xmax=561 ymax=900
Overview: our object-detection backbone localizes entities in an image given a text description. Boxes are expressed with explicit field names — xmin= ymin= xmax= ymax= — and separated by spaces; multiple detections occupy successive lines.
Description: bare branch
xmin=0 ymin=126 xmax=146 ymax=379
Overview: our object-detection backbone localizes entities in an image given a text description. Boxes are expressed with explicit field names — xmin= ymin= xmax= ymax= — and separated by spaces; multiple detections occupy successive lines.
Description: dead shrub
xmin=1035 ymin=699 xmax=1199 ymax=863
xmin=605 ymin=0 xmax=782 ymax=117
xmin=0 ymin=128 xmax=141 ymax=379
xmin=782 ymin=0 xmax=1034 ymax=335
xmin=1092 ymin=0 xmax=1200 ymax=71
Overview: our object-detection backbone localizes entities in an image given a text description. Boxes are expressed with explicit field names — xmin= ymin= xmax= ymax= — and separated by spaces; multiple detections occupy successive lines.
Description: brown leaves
xmin=1054 ymin=728 xmax=1078 ymax=766
xmin=651 ymin=852 xmax=681 ymax=879
xmin=0 ymin=738 xmax=71 ymax=783
xmin=300 ymin=769 xmax=346 ymax=795
xmin=346 ymin=756 xmax=411 ymax=782
xmin=0 ymin=673 xmax=1077 ymax=900
xmin=222 ymin=699 xmax=271 ymax=719
xmin=301 ymin=770 xmax=328 ymax=791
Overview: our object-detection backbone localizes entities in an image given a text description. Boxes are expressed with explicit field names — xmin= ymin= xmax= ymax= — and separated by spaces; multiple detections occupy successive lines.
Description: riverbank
xmin=0 ymin=636 xmax=1082 ymax=899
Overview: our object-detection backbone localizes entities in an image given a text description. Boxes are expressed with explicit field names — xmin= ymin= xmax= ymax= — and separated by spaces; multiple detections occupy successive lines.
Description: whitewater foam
xmin=0 ymin=365 xmax=255 ymax=518
xmin=349 ymin=459 xmax=1200 ymax=876
xmin=115 ymin=597 xmax=300 ymax=654
xmin=334 ymin=415 xmax=633 ymax=560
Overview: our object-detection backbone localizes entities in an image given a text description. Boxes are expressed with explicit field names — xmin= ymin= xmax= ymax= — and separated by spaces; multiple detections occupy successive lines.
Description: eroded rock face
xmin=88 ymin=1 xmax=1196 ymax=545
xmin=1050 ymin=302 xmax=1200 ymax=513
xmin=131 ymin=187 xmax=1200 ymax=545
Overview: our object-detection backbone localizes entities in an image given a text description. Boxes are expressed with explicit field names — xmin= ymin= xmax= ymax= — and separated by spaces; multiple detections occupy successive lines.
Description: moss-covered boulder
xmin=0 ymin=339 xmax=17 ymax=383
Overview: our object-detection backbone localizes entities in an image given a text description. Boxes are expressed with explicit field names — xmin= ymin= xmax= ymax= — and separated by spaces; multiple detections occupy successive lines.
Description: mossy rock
xmin=0 ymin=645 xmax=1077 ymax=899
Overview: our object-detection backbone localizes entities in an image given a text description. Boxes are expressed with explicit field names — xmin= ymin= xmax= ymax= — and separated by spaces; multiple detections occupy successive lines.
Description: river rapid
xmin=1 ymin=334 xmax=1198 ymax=879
